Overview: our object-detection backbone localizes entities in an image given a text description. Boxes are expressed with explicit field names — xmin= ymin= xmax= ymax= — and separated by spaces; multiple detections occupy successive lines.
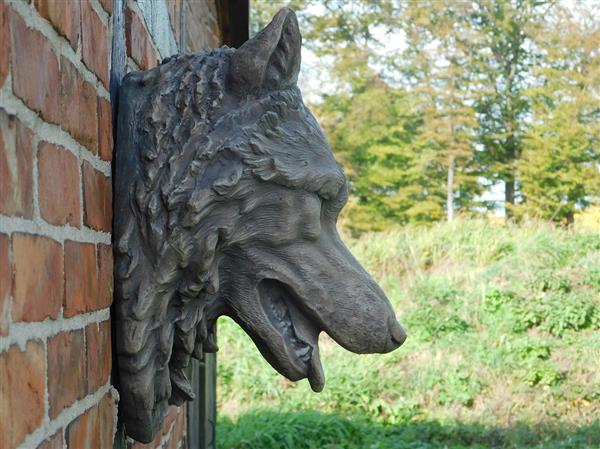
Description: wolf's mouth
xmin=257 ymin=279 xmax=325 ymax=391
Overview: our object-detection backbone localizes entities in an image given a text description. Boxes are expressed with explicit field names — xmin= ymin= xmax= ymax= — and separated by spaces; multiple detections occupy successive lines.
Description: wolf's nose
xmin=388 ymin=316 xmax=407 ymax=347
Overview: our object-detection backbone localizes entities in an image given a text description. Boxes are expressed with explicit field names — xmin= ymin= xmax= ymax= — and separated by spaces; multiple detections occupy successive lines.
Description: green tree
xmin=471 ymin=0 xmax=554 ymax=216
xmin=250 ymin=0 xmax=308 ymax=33
xmin=251 ymin=0 xmax=600 ymax=229
xmin=318 ymin=81 xmax=434 ymax=232
xmin=308 ymin=1 xmax=485 ymax=228
xmin=300 ymin=0 xmax=402 ymax=93
xmin=516 ymin=3 xmax=600 ymax=224
xmin=401 ymin=1 xmax=483 ymax=221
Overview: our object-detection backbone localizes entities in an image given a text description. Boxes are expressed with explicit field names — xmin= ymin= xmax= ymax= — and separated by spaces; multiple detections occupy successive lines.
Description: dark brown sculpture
xmin=114 ymin=8 xmax=406 ymax=442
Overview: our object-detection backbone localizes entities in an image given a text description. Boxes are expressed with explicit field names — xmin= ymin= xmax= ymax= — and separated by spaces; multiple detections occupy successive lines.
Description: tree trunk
xmin=566 ymin=210 xmax=574 ymax=226
xmin=447 ymin=155 xmax=455 ymax=222
xmin=505 ymin=175 xmax=515 ymax=218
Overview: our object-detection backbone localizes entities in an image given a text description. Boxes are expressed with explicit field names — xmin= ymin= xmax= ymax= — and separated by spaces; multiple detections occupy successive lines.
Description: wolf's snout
xmin=293 ymin=232 xmax=408 ymax=356
xmin=387 ymin=316 xmax=407 ymax=351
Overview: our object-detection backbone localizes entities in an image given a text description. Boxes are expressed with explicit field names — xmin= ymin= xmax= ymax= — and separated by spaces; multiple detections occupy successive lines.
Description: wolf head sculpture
xmin=114 ymin=8 xmax=406 ymax=442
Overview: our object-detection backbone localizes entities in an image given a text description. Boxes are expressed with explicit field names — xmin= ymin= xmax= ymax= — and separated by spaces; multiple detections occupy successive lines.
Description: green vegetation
xmin=216 ymin=220 xmax=600 ymax=448
xmin=252 ymin=1 xmax=600 ymax=231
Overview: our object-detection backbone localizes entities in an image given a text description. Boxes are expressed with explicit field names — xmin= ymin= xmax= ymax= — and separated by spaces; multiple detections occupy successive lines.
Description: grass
xmin=215 ymin=219 xmax=600 ymax=448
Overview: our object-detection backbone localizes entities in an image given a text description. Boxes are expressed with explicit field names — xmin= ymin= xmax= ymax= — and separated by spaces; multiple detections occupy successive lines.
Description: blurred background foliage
xmin=253 ymin=0 xmax=600 ymax=232
xmin=217 ymin=1 xmax=600 ymax=448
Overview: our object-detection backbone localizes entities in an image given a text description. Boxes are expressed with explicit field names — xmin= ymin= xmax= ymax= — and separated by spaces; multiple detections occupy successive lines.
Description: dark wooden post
xmin=187 ymin=351 xmax=217 ymax=449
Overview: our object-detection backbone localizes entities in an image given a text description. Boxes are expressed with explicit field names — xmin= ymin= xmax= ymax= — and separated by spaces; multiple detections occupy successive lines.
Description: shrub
xmin=483 ymin=288 xmax=599 ymax=337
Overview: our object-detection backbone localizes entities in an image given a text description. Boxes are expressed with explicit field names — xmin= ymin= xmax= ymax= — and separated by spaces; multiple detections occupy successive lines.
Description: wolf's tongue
xmin=308 ymin=346 xmax=324 ymax=392
xmin=277 ymin=283 xmax=324 ymax=390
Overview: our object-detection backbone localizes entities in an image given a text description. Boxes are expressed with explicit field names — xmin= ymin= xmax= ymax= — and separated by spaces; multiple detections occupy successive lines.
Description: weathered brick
xmin=0 ymin=341 xmax=46 ymax=449
xmin=0 ymin=234 xmax=10 ymax=336
xmin=66 ymin=393 xmax=116 ymax=449
xmin=129 ymin=435 xmax=159 ymax=449
xmin=13 ymin=234 xmax=63 ymax=322
xmin=185 ymin=1 xmax=221 ymax=53
xmin=64 ymin=240 xmax=98 ymax=317
xmin=48 ymin=330 xmax=86 ymax=418
xmin=130 ymin=406 xmax=179 ymax=449
xmin=0 ymin=110 xmax=33 ymax=218
xmin=166 ymin=408 xmax=186 ymax=449
xmin=206 ymin=0 xmax=219 ymax=22
xmin=98 ymin=0 xmax=113 ymax=15
xmin=167 ymin=0 xmax=181 ymax=44
xmin=126 ymin=8 xmax=157 ymax=69
xmin=10 ymin=11 xmax=60 ymax=124
xmin=38 ymin=142 xmax=80 ymax=227
xmin=97 ymin=97 xmax=113 ymax=161
xmin=37 ymin=430 xmax=64 ymax=449
xmin=0 ymin=0 xmax=9 ymax=86
xmin=85 ymin=320 xmax=111 ymax=393
xmin=34 ymin=0 xmax=80 ymax=49
xmin=82 ymin=0 xmax=109 ymax=87
xmin=60 ymin=56 xmax=98 ymax=152
xmin=98 ymin=243 xmax=113 ymax=309
xmin=82 ymin=161 xmax=112 ymax=232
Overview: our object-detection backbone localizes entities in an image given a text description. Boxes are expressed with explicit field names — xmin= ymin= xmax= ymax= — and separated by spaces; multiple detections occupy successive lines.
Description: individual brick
xmin=47 ymin=330 xmax=86 ymax=418
xmin=10 ymin=11 xmax=60 ymax=124
xmin=82 ymin=161 xmax=112 ymax=232
xmin=0 ymin=110 xmax=33 ymax=218
xmin=12 ymin=234 xmax=63 ymax=322
xmin=66 ymin=393 xmax=116 ymax=449
xmin=37 ymin=430 xmax=64 ymax=449
xmin=64 ymin=241 xmax=98 ymax=317
xmin=38 ymin=142 xmax=80 ymax=227
xmin=85 ymin=320 xmax=111 ymax=393
xmin=125 ymin=7 xmax=157 ymax=70
xmin=97 ymin=243 xmax=114 ymax=309
xmin=0 ymin=341 xmax=46 ymax=449
xmin=0 ymin=234 xmax=10 ymax=336
xmin=97 ymin=97 xmax=113 ymax=161
xmin=60 ymin=56 xmax=98 ymax=152
xmin=0 ymin=0 xmax=9 ymax=86
xmin=81 ymin=0 xmax=109 ymax=87
xmin=34 ymin=0 xmax=80 ymax=49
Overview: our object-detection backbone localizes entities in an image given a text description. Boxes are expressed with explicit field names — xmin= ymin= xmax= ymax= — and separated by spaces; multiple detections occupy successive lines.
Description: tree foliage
xmin=516 ymin=3 xmax=600 ymax=223
xmin=251 ymin=0 xmax=600 ymax=231
xmin=318 ymin=81 xmax=438 ymax=232
xmin=401 ymin=1 xmax=484 ymax=221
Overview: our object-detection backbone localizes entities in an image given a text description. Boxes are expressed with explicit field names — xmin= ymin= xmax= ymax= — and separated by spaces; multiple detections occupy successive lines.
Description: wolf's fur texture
xmin=115 ymin=9 xmax=405 ymax=442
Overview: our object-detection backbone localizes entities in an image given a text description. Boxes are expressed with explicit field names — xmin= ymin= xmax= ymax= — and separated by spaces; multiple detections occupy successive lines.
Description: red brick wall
xmin=0 ymin=0 xmax=116 ymax=448
xmin=0 ymin=1 xmax=226 ymax=448
xmin=184 ymin=0 xmax=221 ymax=53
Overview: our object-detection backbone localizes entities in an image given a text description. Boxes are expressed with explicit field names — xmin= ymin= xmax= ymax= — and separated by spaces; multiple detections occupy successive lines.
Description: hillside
xmin=215 ymin=220 xmax=600 ymax=449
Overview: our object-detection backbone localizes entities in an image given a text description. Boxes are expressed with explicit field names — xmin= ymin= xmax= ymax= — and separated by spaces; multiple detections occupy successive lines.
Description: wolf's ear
xmin=228 ymin=7 xmax=301 ymax=95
